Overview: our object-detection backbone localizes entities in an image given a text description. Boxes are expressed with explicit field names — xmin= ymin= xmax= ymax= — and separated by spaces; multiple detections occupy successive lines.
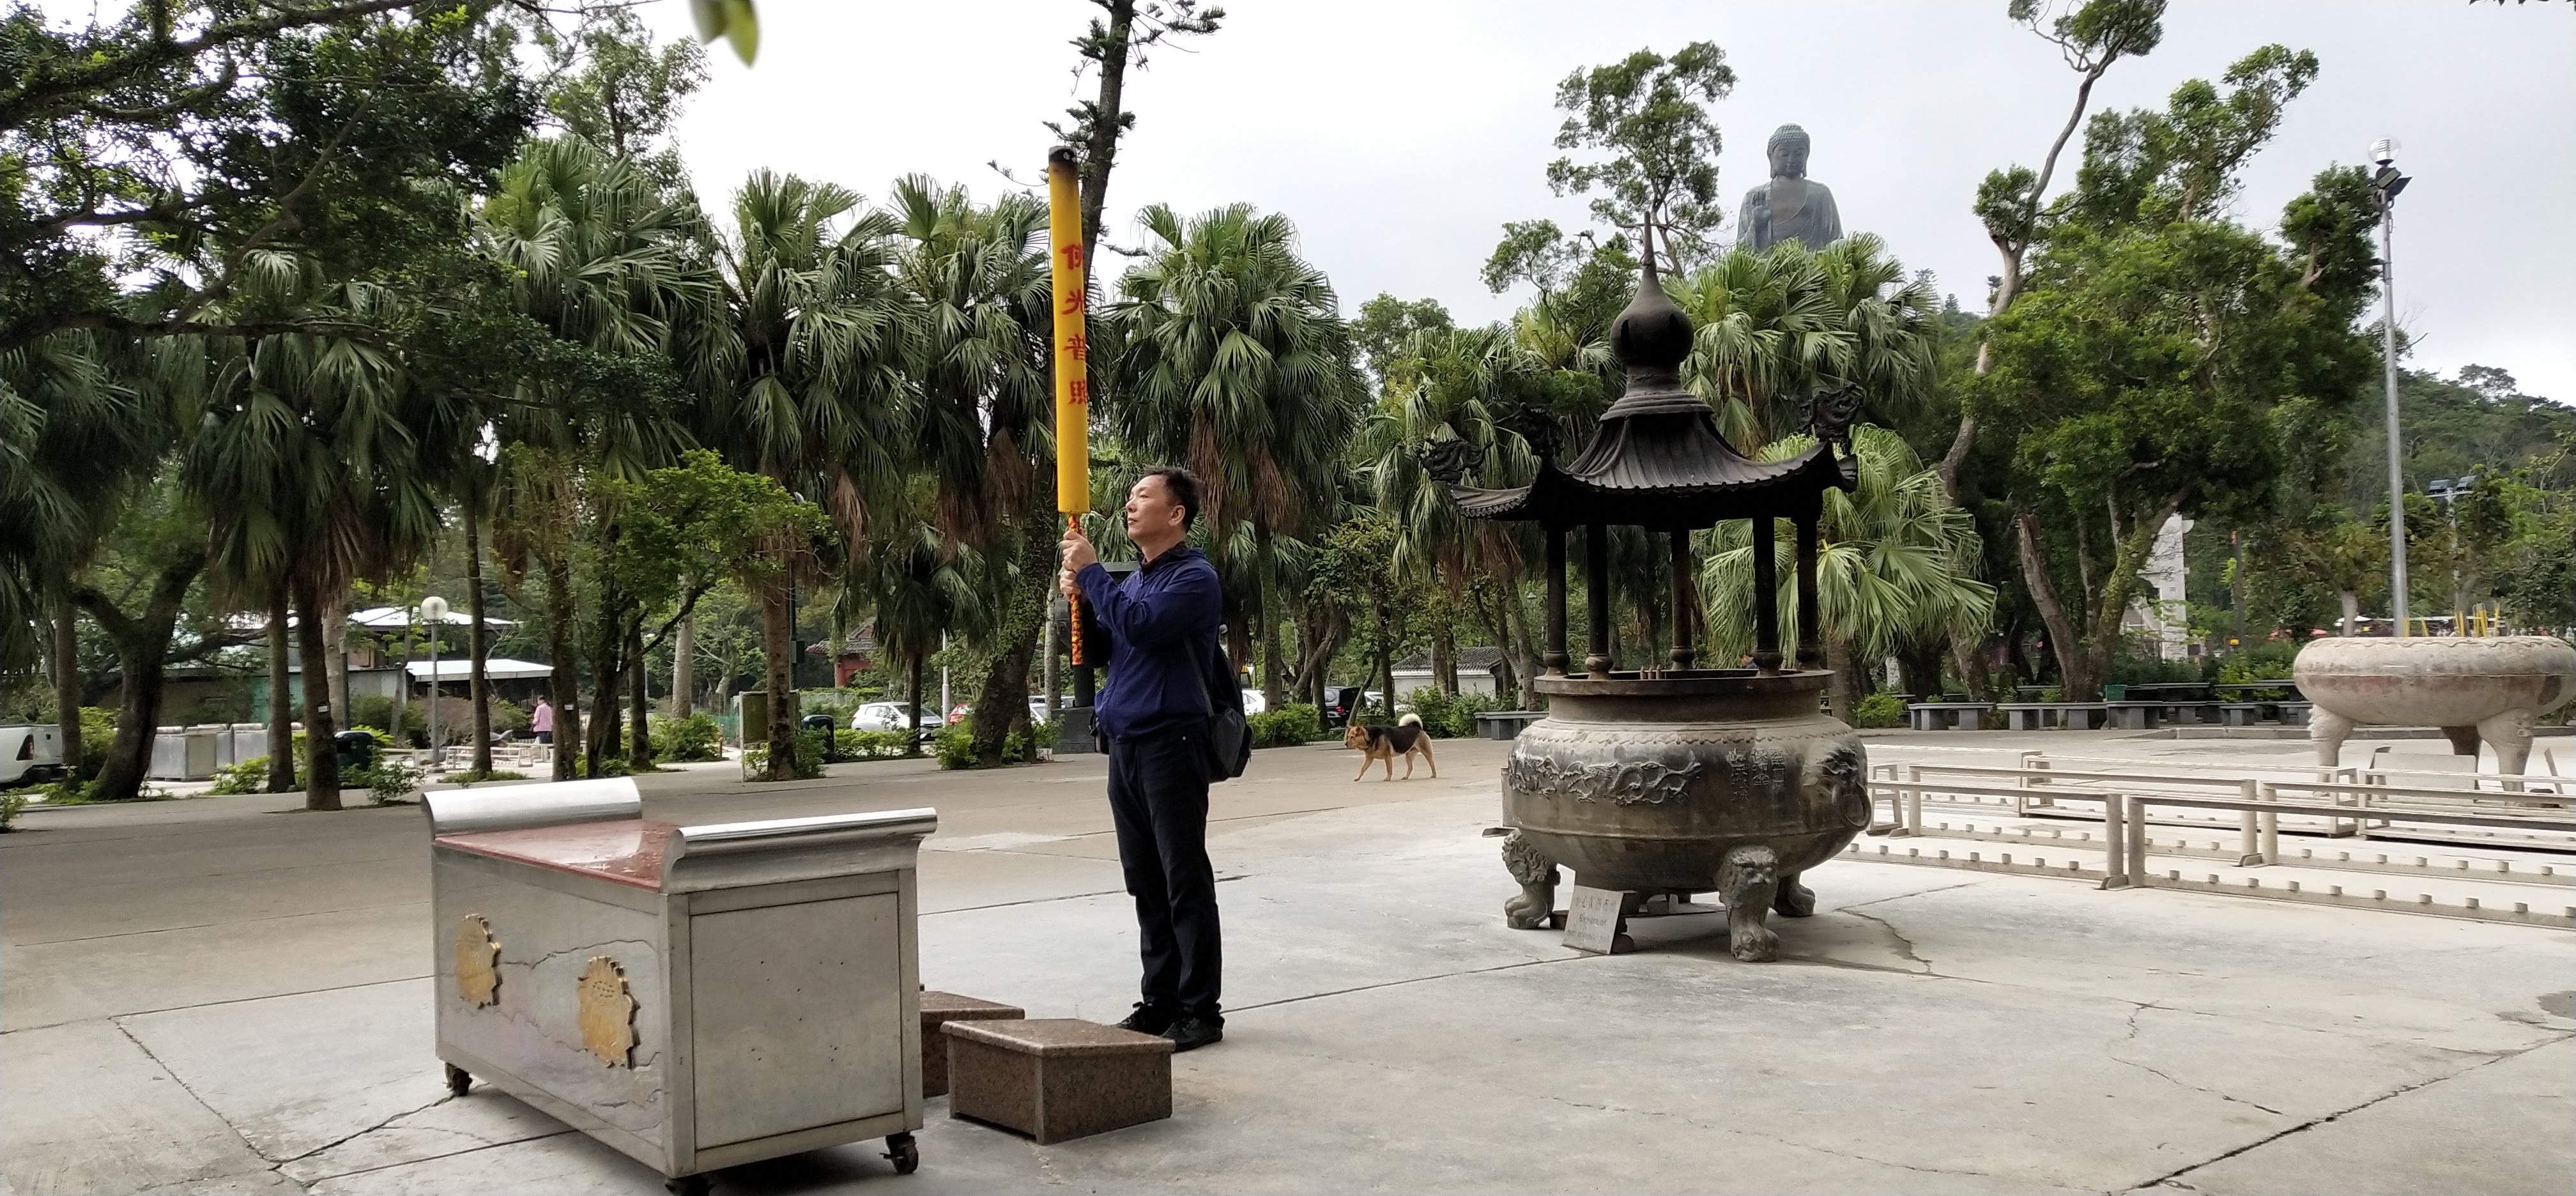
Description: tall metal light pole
xmin=421 ymin=595 xmax=449 ymax=767
xmin=2370 ymin=139 xmax=2412 ymax=637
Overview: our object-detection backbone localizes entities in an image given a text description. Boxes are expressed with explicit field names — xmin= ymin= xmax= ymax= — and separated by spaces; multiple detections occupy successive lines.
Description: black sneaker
xmin=1113 ymin=1003 xmax=1176 ymax=1034
xmin=1162 ymin=1015 xmax=1223 ymax=1052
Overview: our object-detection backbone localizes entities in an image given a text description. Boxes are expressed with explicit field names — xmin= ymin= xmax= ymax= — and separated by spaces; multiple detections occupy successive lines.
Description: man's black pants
xmin=1106 ymin=728 xmax=1222 ymax=1022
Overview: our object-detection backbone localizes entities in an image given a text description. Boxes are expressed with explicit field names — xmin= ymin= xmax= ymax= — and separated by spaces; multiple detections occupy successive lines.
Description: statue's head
xmin=1767 ymin=125 xmax=1811 ymax=178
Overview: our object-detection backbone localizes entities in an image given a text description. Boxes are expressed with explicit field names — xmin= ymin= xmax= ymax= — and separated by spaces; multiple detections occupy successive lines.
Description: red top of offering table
xmin=436 ymin=818 xmax=677 ymax=891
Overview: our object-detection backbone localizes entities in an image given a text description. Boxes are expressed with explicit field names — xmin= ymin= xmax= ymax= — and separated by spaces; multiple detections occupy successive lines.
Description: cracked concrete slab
xmin=2125 ymin=1036 xmax=2576 ymax=1195
xmin=0 ymin=1020 xmax=280 ymax=1194
xmin=119 ymin=978 xmax=471 ymax=1163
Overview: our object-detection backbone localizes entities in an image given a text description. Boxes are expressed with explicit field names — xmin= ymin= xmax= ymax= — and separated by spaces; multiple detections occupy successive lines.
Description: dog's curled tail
xmin=1398 ymin=712 xmax=1421 ymax=728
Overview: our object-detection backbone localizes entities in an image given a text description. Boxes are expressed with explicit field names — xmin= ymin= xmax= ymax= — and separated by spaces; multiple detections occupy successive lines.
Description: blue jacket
xmin=1078 ymin=546 xmax=1222 ymax=742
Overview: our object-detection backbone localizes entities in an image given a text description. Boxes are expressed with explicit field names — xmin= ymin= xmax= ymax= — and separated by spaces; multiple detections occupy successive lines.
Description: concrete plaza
xmin=4 ymin=730 xmax=2570 ymax=1195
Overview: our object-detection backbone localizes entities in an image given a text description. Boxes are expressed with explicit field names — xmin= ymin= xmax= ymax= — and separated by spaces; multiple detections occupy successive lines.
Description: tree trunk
xmin=466 ymin=502 xmax=493 ymax=776
xmin=969 ymin=512 xmax=1055 ymax=765
xmin=324 ymin=596 xmax=349 ymax=732
xmin=627 ymin=616 xmax=651 ymax=773
xmin=2016 ymin=509 xmax=2096 ymax=700
xmin=266 ymin=587 xmax=296 ymax=792
xmin=544 ymin=552 xmax=581 ymax=783
xmin=586 ymin=588 xmax=623 ymax=778
xmin=1897 ymin=641 xmax=1945 ymax=701
xmin=73 ymin=549 xmax=204 ymax=802
xmin=908 ymin=652 xmax=926 ymax=756
xmin=758 ymin=578 xmax=797 ymax=779
xmin=1825 ymin=632 xmax=1859 ymax=723
xmin=294 ymin=575 xmax=342 ymax=811
xmin=52 ymin=597 xmax=83 ymax=779
xmin=1950 ymin=634 xmax=1993 ymax=702
xmin=1432 ymin=611 xmax=1457 ymax=696
xmin=672 ymin=612 xmax=696 ymax=717
xmin=1504 ymin=588 xmax=1540 ymax=710
xmin=1375 ymin=599 xmax=1397 ymax=717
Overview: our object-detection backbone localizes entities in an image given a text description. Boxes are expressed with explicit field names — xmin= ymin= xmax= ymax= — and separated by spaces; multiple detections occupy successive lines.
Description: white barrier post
xmin=2101 ymin=792 xmax=2129 ymax=889
xmin=2126 ymin=793 xmax=2149 ymax=885
xmin=2238 ymin=778 xmax=2264 ymax=865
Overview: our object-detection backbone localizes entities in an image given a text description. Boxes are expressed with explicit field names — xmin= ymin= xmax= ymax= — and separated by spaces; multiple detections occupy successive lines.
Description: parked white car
xmin=1239 ymin=689 xmax=1268 ymax=716
xmin=1 ymin=724 xmax=66 ymax=787
xmin=849 ymin=702 xmax=945 ymax=741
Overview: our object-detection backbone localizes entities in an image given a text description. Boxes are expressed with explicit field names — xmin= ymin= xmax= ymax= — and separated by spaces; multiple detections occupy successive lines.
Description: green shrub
xmin=652 ymin=712 xmax=725 ymax=762
xmin=1248 ymin=705 xmax=1321 ymax=749
xmin=73 ymin=707 xmax=114 ymax=781
xmin=353 ymin=757 xmax=424 ymax=805
xmin=740 ymin=729 xmax=825 ymax=780
xmin=208 ymin=756 xmax=287 ymax=795
xmin=1851 ymin=691 xmax=1906 ymax=729
xmin=1399 ymin=688 xmax=1504 ymax=739
xmin=1268 ymin=702 xmax=1324 ymax=746
xmin=836 ymin=729 xmax=912 ymax=759
xmin=439 ymin=769 xmax=529 ymax=785
xmin=1013 ymin=719 xmax=1059 ymax=763
xmin=932 ymin=724 xmax=977 ymax=769
xmin=0 ymin=790 xmax=28 ymax=831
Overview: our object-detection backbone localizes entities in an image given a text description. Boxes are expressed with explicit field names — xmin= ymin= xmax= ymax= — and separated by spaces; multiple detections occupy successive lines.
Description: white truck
xmin=1 ymin=724 xmax=67 ymax=787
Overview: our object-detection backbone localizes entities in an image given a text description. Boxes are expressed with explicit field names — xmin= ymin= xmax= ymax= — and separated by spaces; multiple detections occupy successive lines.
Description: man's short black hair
xmin=1139 ymin=465 xmax=1202 ymax=531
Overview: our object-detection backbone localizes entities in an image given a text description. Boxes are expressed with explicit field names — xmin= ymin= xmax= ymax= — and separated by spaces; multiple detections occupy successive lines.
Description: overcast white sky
xmin=650 ymin=3 xmax=2569 ymax=402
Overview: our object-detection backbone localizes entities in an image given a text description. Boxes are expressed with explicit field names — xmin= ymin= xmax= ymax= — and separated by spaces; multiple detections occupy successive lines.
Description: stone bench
xmin=1994 ymin=702 xmax=2108 ymax=731
xmin=944 ymin=1018 xmax=1172 ymax=1144
xmin=1475 ymin=710 xmax=1546 ymax=740
xmin=1907 ymin=702 xmax=1995 ymax=731
xmin=2221 ymin=702 xmax=2264 ymax=727
xmin=2103 ymin=702 xmax=2164 ymax=731
xmin=920 ymin=992 xmax=1024 ymax=1098
xmin=2159 ymin=700 xmax=2225 ymax=726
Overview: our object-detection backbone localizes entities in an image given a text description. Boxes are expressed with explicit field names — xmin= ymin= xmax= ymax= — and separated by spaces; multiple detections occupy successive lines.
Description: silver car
xmin=849 ymin=702 xmax=944 ymax=742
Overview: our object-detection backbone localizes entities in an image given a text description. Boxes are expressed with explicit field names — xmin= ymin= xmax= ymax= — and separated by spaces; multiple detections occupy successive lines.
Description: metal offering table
xmin=424 ymin=779 xmax=936 ymax=1193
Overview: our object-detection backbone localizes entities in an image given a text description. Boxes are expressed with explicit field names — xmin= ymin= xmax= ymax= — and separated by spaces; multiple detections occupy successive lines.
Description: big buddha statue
xmin=1737 ymin=124 xmax=1843 ymax=252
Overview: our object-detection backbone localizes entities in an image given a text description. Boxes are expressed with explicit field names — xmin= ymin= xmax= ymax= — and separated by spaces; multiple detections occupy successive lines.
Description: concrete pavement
xmin=4 ymin=732 xmax=2570 ymax=1194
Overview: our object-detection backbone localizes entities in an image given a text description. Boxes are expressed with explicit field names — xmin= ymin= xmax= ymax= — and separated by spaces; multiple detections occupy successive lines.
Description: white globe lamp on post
xmin=420 ymin=595 xmax=450 ymax=769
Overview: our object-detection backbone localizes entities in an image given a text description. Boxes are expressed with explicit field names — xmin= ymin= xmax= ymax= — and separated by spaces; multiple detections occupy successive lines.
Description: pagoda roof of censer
xmin=1444 ymin=256 xmax=1858 ymax=532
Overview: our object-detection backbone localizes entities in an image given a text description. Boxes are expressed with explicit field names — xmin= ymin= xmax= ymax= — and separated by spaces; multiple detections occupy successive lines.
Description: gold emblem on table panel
xmin=577 ymin=956 xmax=637 ymax=1067
xmin=454 ymin=914 xmax=501 ymax=1008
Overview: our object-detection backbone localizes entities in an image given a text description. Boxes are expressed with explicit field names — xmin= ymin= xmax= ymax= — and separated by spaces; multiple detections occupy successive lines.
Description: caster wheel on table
xmin=442 ymin=1064 xmax=471 ymax=1098
xmin=884 ymin=1131 xmax=919 ymax=1174
xmin=664 ymin=1175 xmax=712 ymax=1196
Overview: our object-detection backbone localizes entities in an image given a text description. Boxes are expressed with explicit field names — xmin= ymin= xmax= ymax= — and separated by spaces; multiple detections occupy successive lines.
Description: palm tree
xmin=190 ymin=257 xmax=465 ymax=809
xmin=1104 ymin=203 xmax=1365 ymax=678
xmin=699 ymin=171 xmax=913 ymax=779
xmin=1699 ymin=426 xmax=1995 ymax=719
xmin=1360 ymin=325 xmax=1546 ymax=696
xmin=861 ymin=480 xmax=993 ymax=753
xmin=1 ymin=330 xmax=167 ymax=787
xmin=478 ymin=137 xmax=711 ymax=779
xmin=1670 ymin=235 xmax=1938 ymax=453
xmin=885 ymin=177 xmax=1075 ymax=761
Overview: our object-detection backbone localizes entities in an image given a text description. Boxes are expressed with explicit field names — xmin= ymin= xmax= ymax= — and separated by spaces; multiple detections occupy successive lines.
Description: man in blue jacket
xmin=1060 ymin=466 xmax=1227 ymax=1051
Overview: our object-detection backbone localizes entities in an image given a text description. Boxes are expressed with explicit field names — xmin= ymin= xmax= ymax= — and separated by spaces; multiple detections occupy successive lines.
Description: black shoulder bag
xmin=1200 ymin=638 xmax=1251 ymax=782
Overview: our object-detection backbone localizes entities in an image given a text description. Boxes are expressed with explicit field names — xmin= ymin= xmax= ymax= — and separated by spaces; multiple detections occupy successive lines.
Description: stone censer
xmin=1434 ymin=254 xmax=1870 ymax=962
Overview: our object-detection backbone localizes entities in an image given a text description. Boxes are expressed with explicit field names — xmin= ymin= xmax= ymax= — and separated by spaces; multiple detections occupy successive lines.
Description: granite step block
xmin=919 ymin=991 xmax=1025 ymax=1098
xmin=942 ymin=1018 xmax=1173 ymax=1144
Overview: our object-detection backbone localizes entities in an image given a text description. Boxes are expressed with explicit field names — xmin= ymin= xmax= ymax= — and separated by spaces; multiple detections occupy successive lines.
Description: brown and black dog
xmin=1344 ymin=712 xmax=1438 ymax=782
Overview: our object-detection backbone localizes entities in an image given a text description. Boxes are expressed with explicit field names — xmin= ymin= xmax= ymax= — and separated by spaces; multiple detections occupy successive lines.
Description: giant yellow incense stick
xmin=1048 ymin=148 xmax=1090 ymax=664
